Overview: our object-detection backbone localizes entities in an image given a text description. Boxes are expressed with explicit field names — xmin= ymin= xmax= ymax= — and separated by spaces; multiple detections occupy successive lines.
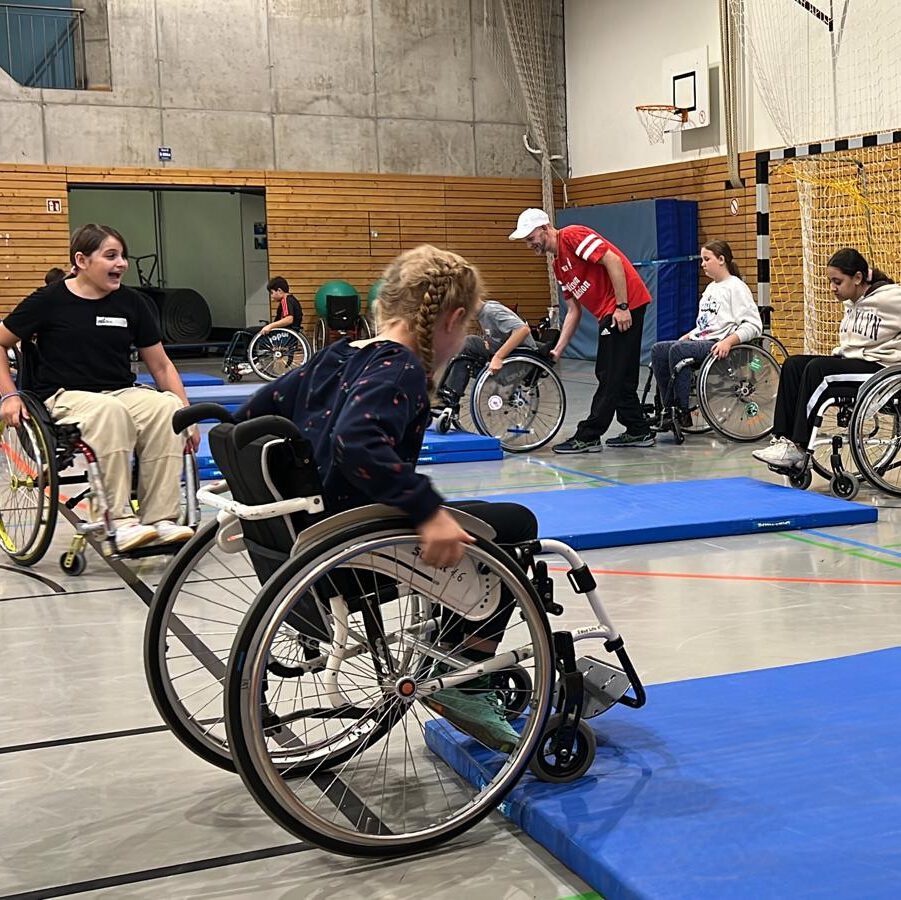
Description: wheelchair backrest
xmin=325 ymin=294 xmax=360 ymax=331
xmin=207 ymin=421 xmax=325 ymax=583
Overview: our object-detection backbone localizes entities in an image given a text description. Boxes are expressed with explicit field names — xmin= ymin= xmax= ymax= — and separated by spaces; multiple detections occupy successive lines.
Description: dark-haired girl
xmin=651 ymin=240 xmax=762 ymax=425
xmin=753 ymin=247 xmax=901 ymax=470
xmin=0 ymin=224 xmax=199 ymax=551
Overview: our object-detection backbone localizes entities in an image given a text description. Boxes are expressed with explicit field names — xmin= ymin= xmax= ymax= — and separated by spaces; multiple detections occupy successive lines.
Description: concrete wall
xmin=564 ymin=0 xmax=782 ymax=178
xmin=0 ymin=0 xmax=565 ymax=179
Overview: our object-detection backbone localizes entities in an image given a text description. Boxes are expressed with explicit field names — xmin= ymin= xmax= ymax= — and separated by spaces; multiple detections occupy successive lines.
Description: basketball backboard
xmin=664 ymin=46 xmax=709 ymax=132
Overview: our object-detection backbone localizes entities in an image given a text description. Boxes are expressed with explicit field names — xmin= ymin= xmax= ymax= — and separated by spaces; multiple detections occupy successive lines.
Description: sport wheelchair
xmin=0 ymin=345 xmax=200 ymax=575
xmin=646 ymin=342 xmax=782 ymax=444
xmin=223 ymin=324 xmax=312 ymax=383
xmin=312 ymin=294 xmax=374 ymax=352
xmin=767 ymin=363 xmax=901 ymax=500
xmin=144 ymin=404 xmax=645 ymax=857
xmin=433 ymin=347 xmax=566 ymax=453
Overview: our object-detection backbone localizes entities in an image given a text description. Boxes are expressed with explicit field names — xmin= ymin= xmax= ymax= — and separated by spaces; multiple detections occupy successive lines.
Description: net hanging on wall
xmin=476 ymin=0 xmax=564 ymax=301
xmin=730 ymin=0 xmax=901 ymax=351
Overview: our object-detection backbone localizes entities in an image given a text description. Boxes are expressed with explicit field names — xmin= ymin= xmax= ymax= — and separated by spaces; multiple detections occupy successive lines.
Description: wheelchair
xmin=769 ymin=364 xmax=901 ymax=500
xmin=0 ymin=345 xmax=200 ymax=575
xmin=223 ymin=324 xmax=312 ymax=383
xmin=144 ymin=405 xmax=645 ymax=857
xmin=646 ymin=342 xmax=782 ymax=444
xmin=312 ymin=295 xmax=374 ymax=352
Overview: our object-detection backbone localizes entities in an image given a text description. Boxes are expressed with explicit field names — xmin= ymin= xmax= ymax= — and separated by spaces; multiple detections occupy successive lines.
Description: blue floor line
xmin=525 ymin=457 xmax=623 ymax=486
xmin=802 ymin=529 xmax=901 ymax=559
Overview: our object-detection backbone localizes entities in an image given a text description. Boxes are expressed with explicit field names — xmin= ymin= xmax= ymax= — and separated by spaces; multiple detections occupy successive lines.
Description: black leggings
xmin=773 ymin=355 xmax=882 ymax=446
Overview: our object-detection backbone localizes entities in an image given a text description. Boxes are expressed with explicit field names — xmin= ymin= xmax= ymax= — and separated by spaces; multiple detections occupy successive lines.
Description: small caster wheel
xmin=435 ymin=410 xmax=453 ymax=434
xmin=831 ymin=472 xmax=859 ymax=500
xmin=673 ymin=424 xmax=685 ymax=446
xmin=490 ymin=664 xmax=532 ymax=721
xmin=789 ymin=468 xmax=812 ymax=490
xmin=60 ymin=551 xmax=86 ymax=576
xmin=528 ymin=713 xmax=597 ymax=783
xmin=227 ymin=373 xmax=241 ymax=383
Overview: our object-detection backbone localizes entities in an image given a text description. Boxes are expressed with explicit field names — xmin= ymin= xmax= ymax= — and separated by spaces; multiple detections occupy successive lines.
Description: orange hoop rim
xmin=635 ymin=104 xmax=689 ymax=123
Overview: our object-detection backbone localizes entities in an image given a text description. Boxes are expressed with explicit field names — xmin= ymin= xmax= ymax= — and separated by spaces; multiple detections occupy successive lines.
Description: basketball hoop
xmin=635 ymin=105 xmax=689 ymax=144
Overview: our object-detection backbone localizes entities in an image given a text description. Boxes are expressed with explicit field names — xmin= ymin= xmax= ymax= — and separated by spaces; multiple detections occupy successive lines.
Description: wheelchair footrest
xmin=573 ymin=655 xmax=631 ymax=718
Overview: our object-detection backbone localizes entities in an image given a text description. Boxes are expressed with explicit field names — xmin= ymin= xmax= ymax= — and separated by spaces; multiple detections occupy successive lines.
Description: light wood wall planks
xmin=0 ymin=164 xmax=549 ymax=323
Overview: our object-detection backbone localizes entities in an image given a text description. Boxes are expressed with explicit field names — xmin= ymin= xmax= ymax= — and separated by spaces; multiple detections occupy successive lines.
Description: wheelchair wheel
xmin=698 ymin=345 xmax=780 ymax=442
xmin=144 ymin=520 xmax=256 ymax=771
xmin=470 ymin=354 xmax=566 ymax=453
xmin=528 ymin=713 xmax=597 ymax=784
xmin=313 ymin=318 xmax=328 ymax=352
xmin=225 ymin=518 xmax=554 ymax=857
xmin=0 ymin=398 xmax=59 ymax=566
xmin=358 ymin=315 xmax=374 ymax=340
xmin=248 ymin=328 xmax=312 ymax=381
xmin=848 ymin=366 xmax=901 ymax=496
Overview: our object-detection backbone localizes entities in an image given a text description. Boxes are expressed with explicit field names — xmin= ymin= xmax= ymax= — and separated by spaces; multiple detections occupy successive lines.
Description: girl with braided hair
xmin=237 ymin=245 xmax=536 ymax=751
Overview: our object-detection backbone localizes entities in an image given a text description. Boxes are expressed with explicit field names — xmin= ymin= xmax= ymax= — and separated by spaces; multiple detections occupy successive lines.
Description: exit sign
xmin=46 ymin=199 xmax=62 ymax=213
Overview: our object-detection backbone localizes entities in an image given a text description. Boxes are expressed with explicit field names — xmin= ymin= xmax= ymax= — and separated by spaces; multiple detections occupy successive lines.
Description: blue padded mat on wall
xmin=137 ymin=371 xmax=224 ymax=386
xmin=556 ymin=200 xmax=698 ymax=364
xmin=426 ymin=647 xmax=901 ymax=899
xmin=464 ymin=477 xmax=876 ymax=548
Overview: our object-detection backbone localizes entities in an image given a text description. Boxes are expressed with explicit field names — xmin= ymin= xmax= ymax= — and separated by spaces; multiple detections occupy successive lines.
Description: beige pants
xmin=46 ymin=386 xmax=185 ymax=526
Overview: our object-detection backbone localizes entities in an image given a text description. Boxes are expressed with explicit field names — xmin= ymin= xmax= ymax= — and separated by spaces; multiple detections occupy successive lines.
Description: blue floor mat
xmin=427 ymin=648 xmax=901 ymax=899
xmin=466 ymin=477 xmax=876 ymax=548
xmin=138 ymin=372 xmax=224 ymax=387
xmin=195 ymin=427 xmax=502 ymax=477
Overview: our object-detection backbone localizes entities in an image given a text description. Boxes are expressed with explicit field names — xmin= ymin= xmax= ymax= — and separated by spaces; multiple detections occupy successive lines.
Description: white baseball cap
xmin=509 ymin=208 xmax=550 ymax=240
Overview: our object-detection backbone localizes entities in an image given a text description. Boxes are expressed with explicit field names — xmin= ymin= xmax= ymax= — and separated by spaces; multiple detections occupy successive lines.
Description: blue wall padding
xmin=426 ymin=647 xmax=901 ymax=899
xmin=463 ymin=477 xmax=876 ymax=549
xmin=137 ymin=371 xmax=224 ymax=386
xmin=555 ymin=200 xmax=698 ymax=363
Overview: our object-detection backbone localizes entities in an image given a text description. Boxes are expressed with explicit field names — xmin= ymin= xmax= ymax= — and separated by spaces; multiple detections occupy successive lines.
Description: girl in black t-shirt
xmin=0 ymin=224 xmax=199 ymax=552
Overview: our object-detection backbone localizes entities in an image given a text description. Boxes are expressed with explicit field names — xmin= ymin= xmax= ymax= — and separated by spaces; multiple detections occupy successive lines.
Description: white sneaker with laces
xmin=115 ymin=522 xmax=159 ymax=552
xmin=152 ymin=521 xmax=195 ymax=545
xmin=752 ymin=439 xmax=805 ymax=470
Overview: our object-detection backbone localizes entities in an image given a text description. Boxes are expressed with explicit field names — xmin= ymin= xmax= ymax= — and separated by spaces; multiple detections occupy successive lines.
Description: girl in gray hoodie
xmin=753 ymin=247 xmax=901 ymax=470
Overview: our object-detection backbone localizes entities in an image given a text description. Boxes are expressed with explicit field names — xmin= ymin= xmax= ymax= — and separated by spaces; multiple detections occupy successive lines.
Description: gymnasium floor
xmin=2 ymin=358 xmax=900 ymax=899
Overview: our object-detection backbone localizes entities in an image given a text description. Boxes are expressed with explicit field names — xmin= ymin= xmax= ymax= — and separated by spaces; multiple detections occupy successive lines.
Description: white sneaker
xmin=152 ymin=520 xmax=195 ymax=545
xmin=115 ymin=522 xmax=159 ymax=552
xmin=752 ymin=439 xmax=806 ymax=470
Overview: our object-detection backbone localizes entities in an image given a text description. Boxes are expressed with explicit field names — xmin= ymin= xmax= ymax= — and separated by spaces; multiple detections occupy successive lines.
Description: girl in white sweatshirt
xmin=753 ymin=247 xmax=901 ymax=470
xmin=651 ymin=240 xmax=762 ymax=427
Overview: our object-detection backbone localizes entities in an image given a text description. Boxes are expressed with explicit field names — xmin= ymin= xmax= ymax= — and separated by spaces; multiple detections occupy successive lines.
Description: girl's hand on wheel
xmin=0 ymin=395 xmax=25 ymax=428
xmin=417 ymin=508 xmax=475 ymax=568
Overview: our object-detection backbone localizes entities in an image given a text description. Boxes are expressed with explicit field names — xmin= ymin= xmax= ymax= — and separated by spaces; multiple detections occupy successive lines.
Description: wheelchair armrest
xmin=233 ymin=414 xmax=302 ymax=450
xmin=173 ymin=403 xmax=234 ymax=434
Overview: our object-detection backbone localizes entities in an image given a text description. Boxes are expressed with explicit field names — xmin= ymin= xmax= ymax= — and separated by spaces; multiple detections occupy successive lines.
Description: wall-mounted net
xmin=730 ymin=0 xmax=901 ymax=351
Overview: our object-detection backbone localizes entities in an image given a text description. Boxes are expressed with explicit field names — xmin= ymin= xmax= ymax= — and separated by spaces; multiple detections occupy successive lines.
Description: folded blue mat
xmin=464 ymin=477 xmax=876 ymax=548
xmin=427 ymin=647 xmax=901 ymax=899
xmin=138 ymin=372 xmax=224 ymax=387
xmin=185 ymin=382 xmax=260 ymax=404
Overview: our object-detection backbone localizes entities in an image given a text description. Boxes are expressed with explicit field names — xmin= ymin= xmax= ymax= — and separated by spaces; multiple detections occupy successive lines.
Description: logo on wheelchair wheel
xmin=487 ymin=394 xmax=504 ymax=411
xmin=746 ymin=401 xmax=760 ymax=418
xmin=749 ymin=355 xmax=763 ymax=372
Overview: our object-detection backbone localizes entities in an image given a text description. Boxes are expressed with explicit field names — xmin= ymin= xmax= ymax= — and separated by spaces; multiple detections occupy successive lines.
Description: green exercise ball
xmin=314 ymin=280 xmax=358 ymax=318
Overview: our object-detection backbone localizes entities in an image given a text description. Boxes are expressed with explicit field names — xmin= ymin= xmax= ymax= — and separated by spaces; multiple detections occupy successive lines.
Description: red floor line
xmin=546 ymin=566 xmax=901 ymax=587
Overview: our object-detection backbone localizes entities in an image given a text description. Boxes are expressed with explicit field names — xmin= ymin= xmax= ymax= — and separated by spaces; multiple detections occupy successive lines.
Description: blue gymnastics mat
xmin=426 ymin=647 xmax=901 ymax=898
xmin=468 ymin=477 xmax=876 ymax=549
xmin=137 ymin=371 xmax=224 ymax=387
xmin=195 ymin=427 xmax=502 ymax=479
xmin=185 ymin=382 xmax=260 ymax=409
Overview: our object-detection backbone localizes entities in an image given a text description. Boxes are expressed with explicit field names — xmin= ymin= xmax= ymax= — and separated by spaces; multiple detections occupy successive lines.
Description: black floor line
xmin=0 ymin=585 xmax=125 ymax=604
xmin=0 ymin=723 xmax=172 ymax=756
xmin=0 ymin=842 xmax=310 ymax=900
xmin=0 ymin=565 xmax=65 ymax=592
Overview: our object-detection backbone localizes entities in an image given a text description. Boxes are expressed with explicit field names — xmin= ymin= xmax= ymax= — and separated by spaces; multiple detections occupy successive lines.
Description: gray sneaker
xmin=605 ymin=431 xmax=655 ymax=448
xmin=552 ymin=436 xmax=604 ymax=454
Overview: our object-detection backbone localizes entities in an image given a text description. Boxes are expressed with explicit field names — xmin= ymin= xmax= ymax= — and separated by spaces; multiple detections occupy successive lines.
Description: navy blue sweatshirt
xmin=236 ymin=339 xmax=443 ymax=526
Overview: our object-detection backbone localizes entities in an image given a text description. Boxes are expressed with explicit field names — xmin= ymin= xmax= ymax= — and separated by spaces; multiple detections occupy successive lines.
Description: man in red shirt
xmin=509 ymin=208 xmax=654 ymax=452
